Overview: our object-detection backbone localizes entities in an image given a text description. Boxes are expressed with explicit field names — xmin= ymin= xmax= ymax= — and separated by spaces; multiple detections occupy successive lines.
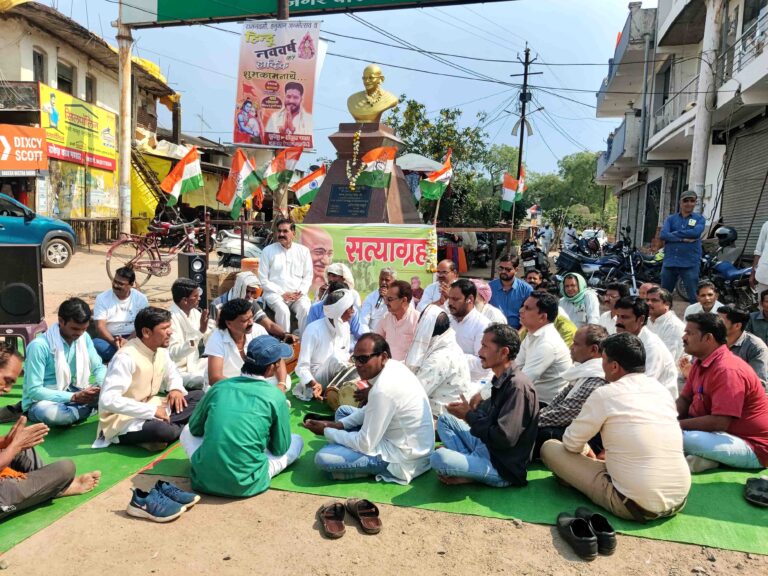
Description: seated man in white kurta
xmin=168 ymin=279 xmax=212 ymax=390
xmin=294 ymin=289 xmax=356 ymax=401
xmin=94 ymin=307 xmax=203 ymax=451
xmin=258 ymin=218 xmax=313 ymax=334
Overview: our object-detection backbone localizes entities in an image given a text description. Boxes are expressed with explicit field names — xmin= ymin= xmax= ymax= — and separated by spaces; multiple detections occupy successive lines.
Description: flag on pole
xmin=419 ymin=149 xmax=453 ymax=200
xmin=500 ymin=166 xmax=527 ymax=211
xmin=160 ymin=147 xmax=203 ymax=206
xmin=355 ymin=146 xmax=397 ymax=188
xmin=217 ymin=149 xmax=261 ymax=219
xmin=261 ymin=146 xmax=303 ymax=191
xmin=291 ymin=165 xmax=326 ymax=206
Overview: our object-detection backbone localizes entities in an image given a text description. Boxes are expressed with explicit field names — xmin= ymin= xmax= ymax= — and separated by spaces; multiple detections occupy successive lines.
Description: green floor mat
xmin=144 ymin=398 xmax=768 ymax=555
xmin=0 ymin=390 xmax=175 ymax=553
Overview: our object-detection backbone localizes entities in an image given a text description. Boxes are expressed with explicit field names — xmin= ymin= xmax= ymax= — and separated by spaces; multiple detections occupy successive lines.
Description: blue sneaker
xmin=126 ymin=487 xmax=186 ymax=522
xmin=155 ymin=480 xmax=201 ymax=508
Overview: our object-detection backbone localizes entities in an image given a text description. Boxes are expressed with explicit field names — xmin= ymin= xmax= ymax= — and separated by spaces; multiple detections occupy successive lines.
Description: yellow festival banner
xmin=296 ymin=223 xmax=437 ymax=298
xmin=233 ymin=20 xmax=320 ymax=149
xmin=39 ymin=83 xmax=118 ymax=171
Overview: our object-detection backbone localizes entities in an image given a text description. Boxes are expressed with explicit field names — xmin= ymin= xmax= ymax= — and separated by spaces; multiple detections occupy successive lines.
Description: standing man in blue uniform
xmin=659 ymin=190 xmax=706 ymax=304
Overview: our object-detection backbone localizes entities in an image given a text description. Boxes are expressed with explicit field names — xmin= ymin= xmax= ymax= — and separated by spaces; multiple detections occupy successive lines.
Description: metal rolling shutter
xmin=627 ymin=188 xmax=639 ymax=244
xmin=721 ymin=118 xmax=768 ymax=259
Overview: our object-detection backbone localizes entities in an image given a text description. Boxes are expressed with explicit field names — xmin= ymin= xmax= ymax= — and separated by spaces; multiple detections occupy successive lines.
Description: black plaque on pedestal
xmin=326 ymin=185 xmax=372 ymax=218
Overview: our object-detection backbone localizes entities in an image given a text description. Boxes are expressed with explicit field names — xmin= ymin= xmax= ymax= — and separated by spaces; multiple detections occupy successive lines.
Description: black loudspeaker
xmin=178 ymin=252 xmax=207 ymax=304
xmin=0 ymin=244 xmax=45 ymax=325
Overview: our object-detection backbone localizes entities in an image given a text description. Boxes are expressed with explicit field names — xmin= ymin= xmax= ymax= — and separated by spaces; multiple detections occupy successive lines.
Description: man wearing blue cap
xmin=180 ymin=335 xmax=303 ymax=497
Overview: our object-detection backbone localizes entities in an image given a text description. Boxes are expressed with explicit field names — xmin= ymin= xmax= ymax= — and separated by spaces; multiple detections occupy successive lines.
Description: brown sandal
xmin=317 ymin=502 xmax=346 ymax=539
xmin=345 ymin=498 xmax=382 ymax=534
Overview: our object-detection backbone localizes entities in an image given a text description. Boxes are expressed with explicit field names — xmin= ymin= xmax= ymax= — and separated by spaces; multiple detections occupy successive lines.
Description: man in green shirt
xmin=181 ymin=335 xmax=303 ymax=497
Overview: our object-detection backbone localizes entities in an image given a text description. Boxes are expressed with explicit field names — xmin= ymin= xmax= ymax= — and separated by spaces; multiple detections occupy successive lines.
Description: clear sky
xmin=49 ymin=0 xmax=658 ymax=174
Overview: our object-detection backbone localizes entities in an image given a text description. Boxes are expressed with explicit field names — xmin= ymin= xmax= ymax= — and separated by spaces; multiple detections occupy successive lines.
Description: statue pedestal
xmin=303 ymin=123 xmax=422 ymax=224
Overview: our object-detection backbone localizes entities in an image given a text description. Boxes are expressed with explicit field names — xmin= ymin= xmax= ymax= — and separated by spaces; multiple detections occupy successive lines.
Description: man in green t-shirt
xmin=181 ymin=335 xmax=303 ymax=497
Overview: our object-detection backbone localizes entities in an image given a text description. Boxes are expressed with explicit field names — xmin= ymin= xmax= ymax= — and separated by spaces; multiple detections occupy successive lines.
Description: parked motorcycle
xmin=215 ymin=228 xmax=264 ymax=268
xmin=676 ymin=226 xmax=756 ymax=310
xmin=520 ymin=237 xmax=551 ymax=278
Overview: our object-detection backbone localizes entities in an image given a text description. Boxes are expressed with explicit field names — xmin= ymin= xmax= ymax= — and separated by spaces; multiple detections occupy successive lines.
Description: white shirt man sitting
xmin=540 ymin=332 xmax=691 ymax=522
xmin=598 ymin=282 xmax=629 ymax=336
xmin=168 ymin=279 xmax=212 ymax=390
xmin=95 ymin=307 xmax=203 ymax=451
xmin=646 ymin=287 xmax=686 ymax=362
xmin=361 ymin=268 xmax=396 ymax=333
xmin=417 ymin=259 xmax=459 ymax=312
xmin=294 ymin=289 xmax=356 ymax=402
xmin=614 ymin=296 xmax=679 ymax=399
xmin=258 ymin=218 xmax=313 ymax=334
xmin=304 ymin=333 xmax=434 ymax=485
xmin=517 ymin=291 xmax=572 ymax=406
xmin=92 ymin=266 xmax=149 ymax=363
xmin=447 ymin=279 xmax=493 ymax=389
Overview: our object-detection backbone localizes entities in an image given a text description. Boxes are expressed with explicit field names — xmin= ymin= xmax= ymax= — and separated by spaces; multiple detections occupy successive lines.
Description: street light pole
xmin=117 ymin=1 xmax=133 ymax=234
xmin=510 ymin=45 xmax=534 ymax=238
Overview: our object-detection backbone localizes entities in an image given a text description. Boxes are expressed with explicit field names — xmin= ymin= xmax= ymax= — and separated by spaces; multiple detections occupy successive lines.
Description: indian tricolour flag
xmin=217 ymin=149 xmax=261 ymax=219
xmin=160 ymin=147 xmax=203 ymax=206
xmin=262 ymin=146 xmax=303 ymax=191
xmin=291 ymin=165 xmax=326 ymax=206
xmin=356 ymin=146 xmax=397 ymax=188
xmin=501 ymin=166 xmax=526 ymax=211
xmin=419 ymin=149 xmax=453 ymax=200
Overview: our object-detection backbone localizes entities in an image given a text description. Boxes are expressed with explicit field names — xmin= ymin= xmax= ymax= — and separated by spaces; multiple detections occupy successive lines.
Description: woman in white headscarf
xmin=405 ymin=305 xmax=472 ymax=418
xmin=315 ymin=263 xmax=361 ymax=307
xmin=294 ymin=289 xmax=357 ymax=401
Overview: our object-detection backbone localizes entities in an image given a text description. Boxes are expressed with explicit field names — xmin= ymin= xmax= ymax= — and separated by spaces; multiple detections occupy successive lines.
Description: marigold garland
xmin=345 ymin=130 xmax=365 ymax=191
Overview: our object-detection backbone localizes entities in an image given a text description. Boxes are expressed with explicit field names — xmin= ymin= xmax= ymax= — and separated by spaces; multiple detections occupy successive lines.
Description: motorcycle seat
xmin=713 ymin=261 xmax=752 ymax=281
xmin=148 ymin=219 xmax=201 ymax=234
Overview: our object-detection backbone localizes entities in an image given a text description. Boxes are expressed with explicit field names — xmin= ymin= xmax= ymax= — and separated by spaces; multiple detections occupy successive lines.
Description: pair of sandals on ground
xmin=317 ymin=499 xmax=382 ymax=538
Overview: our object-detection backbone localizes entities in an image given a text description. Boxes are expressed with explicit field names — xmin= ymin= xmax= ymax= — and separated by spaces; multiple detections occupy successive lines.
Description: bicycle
xmin=106 ymin=219 xmax=202 ymax=288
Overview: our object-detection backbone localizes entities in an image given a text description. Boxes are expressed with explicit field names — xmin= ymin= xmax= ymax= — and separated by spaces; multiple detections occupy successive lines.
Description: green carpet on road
xmin=143 ymin=398 xmax=768 ymax=556
xmin=0 ymin=389 xmax=173 ymax=554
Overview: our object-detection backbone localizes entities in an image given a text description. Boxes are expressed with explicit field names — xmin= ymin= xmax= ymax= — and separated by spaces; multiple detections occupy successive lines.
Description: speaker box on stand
xmin=0 ymin=244 xmax=47 ymax=349
xmin=178 ymin=252 xmax=207 ymax=304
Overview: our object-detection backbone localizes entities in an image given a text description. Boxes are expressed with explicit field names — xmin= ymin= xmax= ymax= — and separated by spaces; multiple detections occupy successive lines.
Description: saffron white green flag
xmin=291 ymin=165 xmax=326 ymax=206
xmin=501 ymin=166 xmax=526 ymax=211
xmin=419 ymin=149 xmax=453 ymax=200
xmin=160 ymin=147 xmax=204 ymax=206
xmin=356 ymin=146 xmax=397 ymax=188
xmin=217 ymin=149 xmax=261 ymax=219
xmin=261 ymin=146 xmax=303 ymax=191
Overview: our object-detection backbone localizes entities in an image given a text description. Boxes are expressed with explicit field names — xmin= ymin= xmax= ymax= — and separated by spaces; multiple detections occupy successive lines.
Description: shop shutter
xmin=721 ymin=118 xmax=768 ymax=259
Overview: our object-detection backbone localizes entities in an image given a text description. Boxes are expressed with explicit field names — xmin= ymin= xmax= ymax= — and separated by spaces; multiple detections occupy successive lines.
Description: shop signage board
xmin=0 ymin=124 xmax=47 ymax=176
xmin=122 ymin=0 xmax=505 ymax=27
xmin=38 ymin=83 xmax=118 ymax=171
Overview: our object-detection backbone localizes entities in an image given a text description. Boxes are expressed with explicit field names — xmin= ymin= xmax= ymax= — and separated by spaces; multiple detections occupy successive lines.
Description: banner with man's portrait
xmin=234 ymin=20 xmax=320 ymax=149
xmin=295 ymin=223 xmax=437 ymax=299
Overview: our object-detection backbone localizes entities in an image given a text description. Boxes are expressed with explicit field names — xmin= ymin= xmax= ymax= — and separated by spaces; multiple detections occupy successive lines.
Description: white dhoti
xmin=263 ymin=293 xmax=311 ymax=334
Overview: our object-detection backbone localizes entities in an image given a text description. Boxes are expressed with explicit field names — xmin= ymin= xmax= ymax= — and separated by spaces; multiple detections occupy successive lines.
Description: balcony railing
xmin=652 ymin=74 xmax=699 ymax=134
xmin=717 ymin=11 xmax=768 ymax=86
xmin=596 ymin=118 xmax=628 ymax=179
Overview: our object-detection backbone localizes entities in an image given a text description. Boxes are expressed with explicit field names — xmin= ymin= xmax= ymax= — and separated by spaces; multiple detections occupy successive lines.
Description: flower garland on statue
xmin=425 ymin=227 xmax=438 ymax=273
xmin=345 ymin=130 xmax=366 ymax=191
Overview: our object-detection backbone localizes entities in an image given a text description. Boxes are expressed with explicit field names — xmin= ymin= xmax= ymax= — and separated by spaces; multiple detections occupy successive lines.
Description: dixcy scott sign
xmin=122 ymin=0 xmax=506 ymax=27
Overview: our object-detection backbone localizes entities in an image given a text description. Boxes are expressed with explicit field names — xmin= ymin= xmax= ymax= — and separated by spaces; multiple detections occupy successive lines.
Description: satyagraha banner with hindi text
xmin=234 ymin=20 xmax=320 ymax=149
xmin=295 ymin=224 xmax=437 ymax=299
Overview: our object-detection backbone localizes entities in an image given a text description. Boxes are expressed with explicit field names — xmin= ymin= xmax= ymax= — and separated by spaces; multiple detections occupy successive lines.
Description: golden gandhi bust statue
xmin=347 ymin=64 xmax=399 ymax=123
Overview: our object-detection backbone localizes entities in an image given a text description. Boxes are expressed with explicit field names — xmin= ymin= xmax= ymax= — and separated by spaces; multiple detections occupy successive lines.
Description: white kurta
xmin=449 ymin=308 xmax=492 ymax=383
xmin=168 ymin=304 xmax=211 ymax=384
xmin=203 ymin=326 xmax=267 ymax=388
xmin=598 ymin=310 xmax=617 ymax=335
xmin=257 ymin=242 xmax=313 ymax=297
xmin=293 ymin=317 xmax=351 ymax=398
xmin=683 ymin=301 xmax=724 ymax=318
xmin=648 ymin=310 xmax=686 ymax=361
xmin=93 ymin=348 xmax=185 ymax=448
xmin=638 ymin=327 xmax=679 ymax=399
xmin=324 ymin=360 xmax=434 ymax=484
xmin=412 ymin=330 xmax=472 ymax=417
xmin=516 ymin=322 xmax=572 ymax=404
xmin=481 ymin=303 xmax=508 ymax=325
xmin=416 ymin=281 xmax=442 ymax=312
xmin=560 ymin=290 xmax=601 ymax=328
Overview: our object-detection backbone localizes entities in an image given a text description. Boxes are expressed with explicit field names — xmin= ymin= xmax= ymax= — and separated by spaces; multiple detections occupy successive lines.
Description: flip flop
xmin=317 ymin=502 xmax=346 ymax=539
xmin=345 ymin=498 xmax=382 ymax=535
xmin=745 ymin=477 xmax=768 ymax=507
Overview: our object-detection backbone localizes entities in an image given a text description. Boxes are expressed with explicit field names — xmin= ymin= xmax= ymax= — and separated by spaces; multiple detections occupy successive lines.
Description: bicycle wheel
xmin=106 ymin=237 xmax=153 ymax=288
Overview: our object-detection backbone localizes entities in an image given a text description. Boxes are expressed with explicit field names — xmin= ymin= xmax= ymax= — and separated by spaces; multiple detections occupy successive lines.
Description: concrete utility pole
xmin=117 ymin=0 xmax=133 ymax=234
xmin=689 ymin=0 xmax=725 ymax=203
xmin=510 ymin=46 xmax=534 ymax=230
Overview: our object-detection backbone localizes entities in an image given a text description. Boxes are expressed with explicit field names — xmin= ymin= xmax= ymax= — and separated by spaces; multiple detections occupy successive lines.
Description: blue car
xmin=0 ymin=193 xmax=76 ymax=267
